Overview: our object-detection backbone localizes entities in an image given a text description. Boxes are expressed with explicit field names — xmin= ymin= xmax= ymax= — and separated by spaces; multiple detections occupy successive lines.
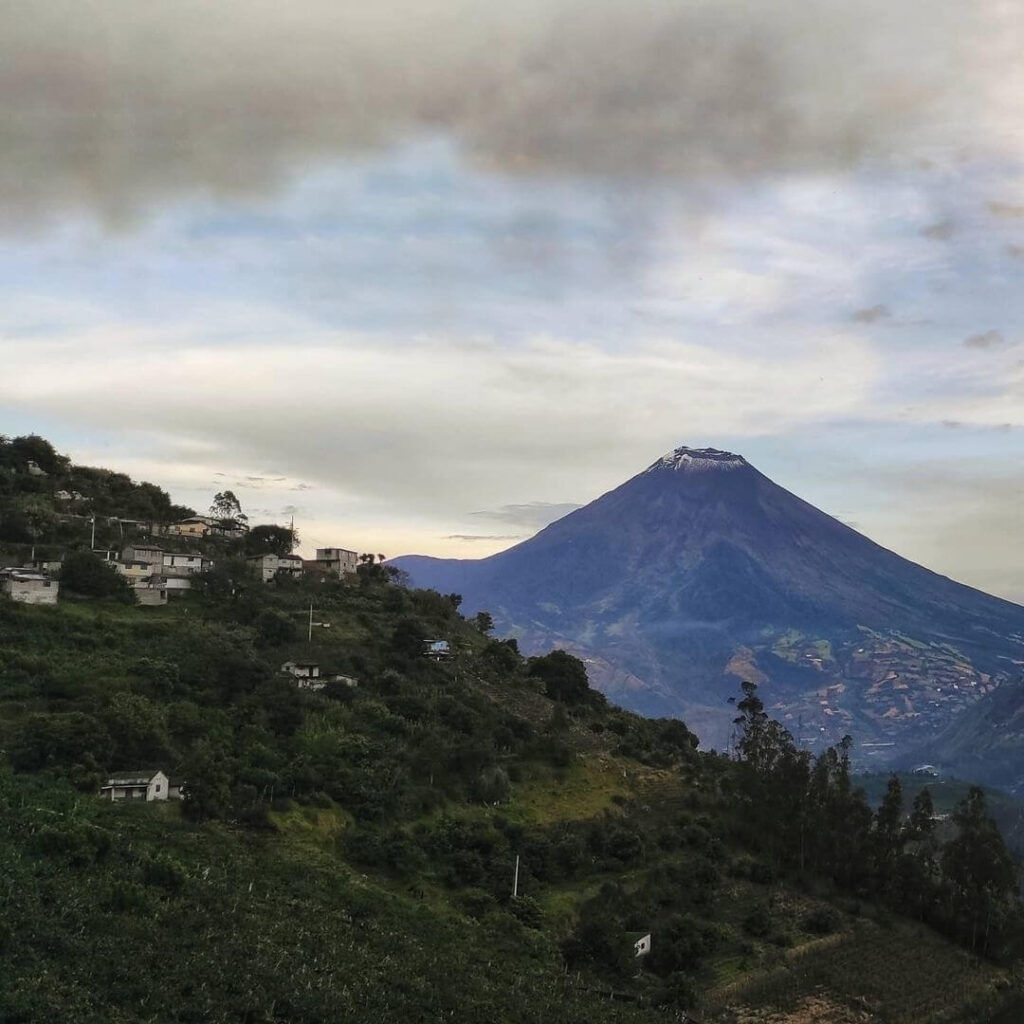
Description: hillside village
xmin=0 ymin=434 xmax=367 ymax=608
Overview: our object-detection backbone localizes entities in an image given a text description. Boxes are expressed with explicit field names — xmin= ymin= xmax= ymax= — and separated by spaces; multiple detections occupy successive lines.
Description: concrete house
xmin=122 ymin=543 xmax=165 ymax=570
xmin=249 ymin=553 xmax=304 ymax=582
xmin=162 ymin=552 xmax=211 ymax=576
xmin=282 ymin=661 xmax=320 ymax=679
xmin=114 ymin=558 xmax=154 ymax=581
xmin=0 ymin=568 xmax=59 ymax=605
xmin=281 ymin=661 xmax=325 ymax=689
xmin=133 ymin=577 xmax=170 ymax=606
xmin=305 ymin=547 xmax=359 ymax=578
xmin=166 ymin=516 xmax=215 ymax=538
xmin=99 ymin=770 xmax=179 ymax=802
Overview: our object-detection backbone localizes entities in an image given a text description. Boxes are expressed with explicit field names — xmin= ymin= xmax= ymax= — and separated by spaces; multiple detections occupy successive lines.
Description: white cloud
xmin=0 ymin=322 xmax=881 ymax=518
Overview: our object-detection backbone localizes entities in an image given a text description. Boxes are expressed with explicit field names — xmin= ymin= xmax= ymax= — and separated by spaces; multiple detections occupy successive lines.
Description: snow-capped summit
xmin=648 ymin=446 xmax=748 ymax=473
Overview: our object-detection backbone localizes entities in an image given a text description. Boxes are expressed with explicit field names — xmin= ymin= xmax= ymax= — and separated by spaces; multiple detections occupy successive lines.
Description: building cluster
xmin=1 ymin=503 xmax=363 ymax=608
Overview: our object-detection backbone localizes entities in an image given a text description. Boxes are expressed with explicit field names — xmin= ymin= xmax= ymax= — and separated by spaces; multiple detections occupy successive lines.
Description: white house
xmin=249 ymin=553 xmax=303 ymax=582
xmin=424 ymin=639 xmax=451 ymax=658
xmin=0 ymin=568 xmax=59 ymax=605
xmin=305 ymin=547 xmax=360 ymax=578
xmin=99 ymin=770 xmax=180 ymax=802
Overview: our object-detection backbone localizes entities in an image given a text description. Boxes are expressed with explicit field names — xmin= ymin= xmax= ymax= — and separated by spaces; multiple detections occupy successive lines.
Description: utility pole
xmin=512 ymin=855 xmax=520 ymax=899
xmin=90 ymin=516 xmax=96 ymax=550
xmin=308 ymin=603 xmax=313 ymax=643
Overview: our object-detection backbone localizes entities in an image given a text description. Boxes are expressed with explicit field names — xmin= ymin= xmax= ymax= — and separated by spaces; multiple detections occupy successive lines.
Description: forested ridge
xmin=1 ymin=436 xmax=1023 ymax=1022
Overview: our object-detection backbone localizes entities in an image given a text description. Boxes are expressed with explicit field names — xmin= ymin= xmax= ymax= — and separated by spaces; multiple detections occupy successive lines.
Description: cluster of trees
xmin=0 ymin=434 xmax=194 ymax=548
xmin=729 ymin=681 xmax=1021 ymax=959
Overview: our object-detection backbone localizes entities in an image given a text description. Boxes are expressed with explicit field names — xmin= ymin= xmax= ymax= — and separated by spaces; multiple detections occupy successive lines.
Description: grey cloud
xmin=1006 ymin=244 xmax=1024 ymax=260
xmin=852 ymin=304 xmax=890 ymax=323
xmin=922 ymin=220 xmax=955 ymax=241
xmin=964 ymin=329 xmax=1005 ymax=349
xmin=469 ymin=501 xmax=582 ymax=529
xmin=0 ymin=0 xmax=1015 ymax=228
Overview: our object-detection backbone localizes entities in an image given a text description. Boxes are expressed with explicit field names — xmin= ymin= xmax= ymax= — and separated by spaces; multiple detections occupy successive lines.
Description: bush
xmin=59 ymin=550 xmax=133 ymax=602
xmin=458 ymin=888 xmax=497 ymax=920
xmin=255 ymin=610 xmax=298 ymax=646
xmin=803 ymin=906 xmax=840 ymax=935
xmin=142 ymin=854 xmax=186 ymax=893
xmin=742 ymin=904 xmax=773 ymax=938
xmin=508 ymin=895 xmax=544 ymax=929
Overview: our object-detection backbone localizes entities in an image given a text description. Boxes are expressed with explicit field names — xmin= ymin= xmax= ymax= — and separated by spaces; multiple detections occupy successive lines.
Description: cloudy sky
xmin=2 ymin=0 xmax=1023 ymax=600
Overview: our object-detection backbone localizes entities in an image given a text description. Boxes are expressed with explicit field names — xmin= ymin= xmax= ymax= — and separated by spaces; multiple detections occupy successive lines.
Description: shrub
xmin=803 ymin=905 xmax=840 ymax=935
xmin=742 ymin=904 xmax=773 ymax=938
xmin=59 ymin=550 xmax=133 ymax=602
xmin=508 ymin=895 xmax=544 ymax=929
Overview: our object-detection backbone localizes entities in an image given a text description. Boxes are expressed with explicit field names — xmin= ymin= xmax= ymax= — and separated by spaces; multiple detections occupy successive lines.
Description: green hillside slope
xmin=0 ymin=572 xmax=1020 ymax=1022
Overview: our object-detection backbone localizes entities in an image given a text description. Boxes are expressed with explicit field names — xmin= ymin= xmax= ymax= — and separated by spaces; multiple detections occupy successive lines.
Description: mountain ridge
xmin=393 ymin=445 xmax=1024 ymax=772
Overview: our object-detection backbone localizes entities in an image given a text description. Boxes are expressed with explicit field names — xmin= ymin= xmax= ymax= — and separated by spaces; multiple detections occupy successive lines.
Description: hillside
xmin=899 ymin=679 xmax=1024 ymax=795
xmin=393 ymin=447 xmax=1024 ymax=777
xmin=1 ymin=560 xmax=1022 ymax=1021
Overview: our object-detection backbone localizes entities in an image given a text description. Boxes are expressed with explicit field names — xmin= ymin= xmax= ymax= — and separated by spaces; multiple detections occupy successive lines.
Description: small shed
xmin=99 ymin=770 xmax=177 ymax=802
xmin=424 ymin=640 xmax=451 ymax=658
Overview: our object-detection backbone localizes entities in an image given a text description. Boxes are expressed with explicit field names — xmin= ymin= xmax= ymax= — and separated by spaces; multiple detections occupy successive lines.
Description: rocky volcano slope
xmin=394 ymin=447 xmax=1024 ymax=769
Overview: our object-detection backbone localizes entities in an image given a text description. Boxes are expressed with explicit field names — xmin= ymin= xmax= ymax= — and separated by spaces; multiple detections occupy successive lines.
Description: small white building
xmin=0 ymin=568 xmax=59 ymax=605
xmin=99 ymin=770 xmax=180 ymax=802
xmin=249 ymin=553 xmax=303 ymax=582
xmin=424 ymin=639 xmax=451 ymax=658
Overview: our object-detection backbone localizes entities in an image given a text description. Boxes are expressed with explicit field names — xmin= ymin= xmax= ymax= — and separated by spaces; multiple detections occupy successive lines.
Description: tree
xmin=245 ymin=524 xmax=296 ymax=557
xmin=60 ymin=550 xmax=133 ymax=602
xmin=6 ymin=435 xmax=69 ymax=475
xmin=256 ymin=610 xmax=298 ymax=646
xmin=473 ymin=611 xmax=494 ymax=635
xmin=181 ymin=740 xmax=233 ymax=822
xmin=873 ymin=775 xmax=904 ymax=894
xmin=941 ymin=786 xmax=1017 ymax=954
xmin=528 ymin=650 xmax=591 ymax=703
xmin=391 ymin=616 xmax=429 ymax=661
xmin=210 ymin=490 xmax=247 ymax=526
xmin=0 ymin=495 xmax=58 ymax=545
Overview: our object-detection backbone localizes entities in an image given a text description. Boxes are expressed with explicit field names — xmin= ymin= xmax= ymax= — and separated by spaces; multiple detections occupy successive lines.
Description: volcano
xmin=392 ymin=447 xmax=1024 ymax=768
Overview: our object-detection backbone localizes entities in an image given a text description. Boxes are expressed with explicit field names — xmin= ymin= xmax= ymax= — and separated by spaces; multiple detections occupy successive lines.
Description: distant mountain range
xmin=393 ymin=447 xmax=1024 ymax=783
